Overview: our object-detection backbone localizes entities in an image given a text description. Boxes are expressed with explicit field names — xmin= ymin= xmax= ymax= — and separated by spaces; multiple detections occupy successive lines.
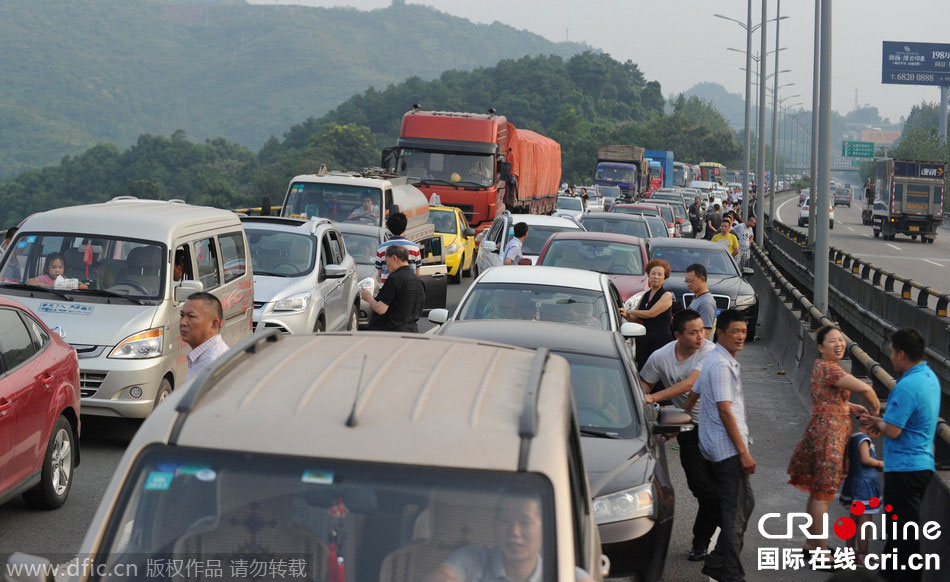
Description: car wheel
xmin=154 ymin=377 xmax=172 ymax=409
xmin=873 ymin=229 xmax=879 ymax=238
xmin=830 ymin=220 xmax=834 ymax=229
xmin=473 ymin=261 xmax=480 ymax=278
xmin=348 ymin=304 xmax=358 ymax=331
xmin=911 ymin=234 xmax=917 ymax=240
xmin=449 ymin=256 xmax=462 ymax=284
xmin=462 ymin=253 xmax=472 ymax=277
xmin=23 ymin=416 xmax=74 ymax=509
xmin=314 ymin=317 xmax=325 ymax=333
xmin=798 ymin=218 xmax=805 ymax=227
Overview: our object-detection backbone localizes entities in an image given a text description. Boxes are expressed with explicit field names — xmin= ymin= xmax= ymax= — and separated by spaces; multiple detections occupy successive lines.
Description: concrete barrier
xmin=920 ymin=471 xmax=950 ymax=582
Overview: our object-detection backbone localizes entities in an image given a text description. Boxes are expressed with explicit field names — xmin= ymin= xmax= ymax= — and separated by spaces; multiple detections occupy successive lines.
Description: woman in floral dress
xmin=787 ymin=326 xmax=881 ymax=550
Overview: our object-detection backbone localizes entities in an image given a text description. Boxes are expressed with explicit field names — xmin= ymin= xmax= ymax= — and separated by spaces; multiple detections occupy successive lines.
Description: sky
xmin=249 ymin=0 xmax=949 ymax=125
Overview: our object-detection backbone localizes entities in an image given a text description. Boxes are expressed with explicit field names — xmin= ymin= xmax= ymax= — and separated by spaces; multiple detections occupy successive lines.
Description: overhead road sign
xmin=882 ymin=42 xmax=950 ymax=86
xmin=842 ymin=141 xmax=875 ymax=158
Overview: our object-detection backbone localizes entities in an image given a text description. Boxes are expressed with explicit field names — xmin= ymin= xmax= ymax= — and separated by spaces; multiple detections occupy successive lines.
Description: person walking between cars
xmin=732 ymin=216 xmax=755 ymax=269
xmin=639 ymin=309 xmax=717 ymax=561
xmin=711 ymin=218 xmax=740 ymax=258
xmin=685 ymin=264 xmax=717 ymax=340
xmin=181 ymin=292 xmax=229 ymax=381
xmin=685 ymin=309 xmax=754 ymax=582
xmin=860 ymin=328 xmax=940 ymax=582
xmin=688 ymin=196 xmax=703 ymax=238
xmin=376 ymin=212 xmax=421 ymax=284
xmin=704 ymin=204 xmax=723 ymax=241
xmin=620 ymin=259 xmax=673 ymax=370
xmin=362 ymin=245 xmax=425 ymax=333
xmin=504 ymin=222 xmax=529 ymax=265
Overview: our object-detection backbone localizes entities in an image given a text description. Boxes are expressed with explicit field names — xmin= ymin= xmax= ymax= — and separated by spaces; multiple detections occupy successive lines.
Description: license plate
xmin=909 ymin=226 xmax=920 ymax=231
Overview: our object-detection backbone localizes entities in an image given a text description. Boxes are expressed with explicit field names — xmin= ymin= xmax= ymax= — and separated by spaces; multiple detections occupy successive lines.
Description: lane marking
xmin=923 ymin=259 xmax=943 ymax=267
xmin=885 ymin=243 xmax=901 ymax=250
xmin=846 ymin=226 xmax=854 ymax=232
xmin=862 ymin=234 xmax=872 ymax=238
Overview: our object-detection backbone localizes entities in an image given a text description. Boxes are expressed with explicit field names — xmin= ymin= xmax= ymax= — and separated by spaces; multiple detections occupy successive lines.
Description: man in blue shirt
xmin=862 ymin=328 xmax=939 ymax=582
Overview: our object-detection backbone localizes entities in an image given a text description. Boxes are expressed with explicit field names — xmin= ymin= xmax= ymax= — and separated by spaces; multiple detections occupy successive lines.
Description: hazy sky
xmin=251 ymin=1 xmax=948 ymax=124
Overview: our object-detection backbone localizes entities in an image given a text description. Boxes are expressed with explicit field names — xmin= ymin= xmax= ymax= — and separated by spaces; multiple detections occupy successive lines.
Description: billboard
xmin=860 ymin=129 xmax=902 ymax=146
xmin=882 ymin=42 xmax=950 ymax=86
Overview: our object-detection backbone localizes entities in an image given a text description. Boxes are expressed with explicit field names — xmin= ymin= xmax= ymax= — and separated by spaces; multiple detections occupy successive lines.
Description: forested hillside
xmin=0 ymin=0 xmax=588 ymax=178
xmin=0 ymin=52 xmax=742 ymax=227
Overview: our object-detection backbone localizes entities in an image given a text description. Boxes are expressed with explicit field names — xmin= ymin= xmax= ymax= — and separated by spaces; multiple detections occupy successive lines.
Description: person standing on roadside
xmin=732 ymin=216 xmax=756 ymax=269
xmin=504 ymin=222 xmax=529 ymax=265
xmin=639 ymin=309 xmax=717 ymax=561
xmin=180 ymin=292 xmax=229 ymax=381
xmin=362 ymin=245 xmax=425 ymax=332
xmin=376 ymin=212 xmax=422 ymax=285
xmin=712 ymin=218 xmax=740 ymax=258
xmin=685 ymin=264 xmax=716 ymax=339
xmin=704 ymin=204 xmax=722 ymax=241
xmin=688 ymin=196 xmax=703 ymax=238
xmin=686 ymin=309 xmax=754 ymax=582
xmin=861 ymin=328 xmax=940 ymax=582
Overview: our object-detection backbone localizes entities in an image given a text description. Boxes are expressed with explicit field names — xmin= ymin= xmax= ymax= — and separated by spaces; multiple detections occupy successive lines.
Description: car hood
xmin=253 ymin=274 xmax=313 ymax=303
xmin=5 ymin=296 xmax=159 ymax=346
xmin=665 ymin=273 xmax=753 ymax=303
xmin=608 ymin=274 xmax=648 ymax=301
xmin=581 ymin=434 xmax=655 ymax=497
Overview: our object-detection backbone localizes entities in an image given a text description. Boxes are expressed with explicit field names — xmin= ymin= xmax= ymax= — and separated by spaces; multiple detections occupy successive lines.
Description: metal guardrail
xmin=770 ymin=220 xmax=950 ymax=317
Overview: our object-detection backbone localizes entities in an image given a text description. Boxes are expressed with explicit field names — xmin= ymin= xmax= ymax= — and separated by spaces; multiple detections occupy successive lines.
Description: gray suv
xmin=242 ymin=216 xmax=359 ymax=333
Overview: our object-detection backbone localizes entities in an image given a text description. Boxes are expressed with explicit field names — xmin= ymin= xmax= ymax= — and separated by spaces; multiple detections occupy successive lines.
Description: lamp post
xmin=808 ymin=0 xmax=821 ymax=246
xmin=814 ymin=0 xmax=833 ymax=315
xmin=768 ymin=0 xmax=786 ymax=227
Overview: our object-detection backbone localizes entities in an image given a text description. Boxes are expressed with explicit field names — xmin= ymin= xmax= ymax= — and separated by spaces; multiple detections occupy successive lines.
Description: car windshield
xmin=458 ymin=283 xmax=610 ymax=330
xmin=596 ymin=186 xmax=622 ymax=198
xmin=650 ymin=245 xmax=739 ymax=276
xmin=612 ymin=206 xmax=658 ymax=217
xmin=657 ymin=206 xmax=674 ymax=223
xmin=645 ymin=216 xmax=670 ymax=237
xmin=395 ymin=149 xmax=494 ymax=187
xmin=595 ymin=165 xmax=637 ymax=184
xmin=282 ymin=182 xmax=384 ymax=226
xmin=0 ymin=233 xmax=167 ymax=300
xmin=557 ymin=197 xmax=583 ymax=211
xmin=581 ymin=217 xmax=649 ymax=239
xmin=519 ymin=225 xmax=579 ymax=255
xmin=559 ymin=352 xmax=638 ymax=436
xmin=339 ymin=232 xmax=379 ymax=265
xmin=93 ymin=445 xmax=556 ymax=582
xmin=246 ymin=229 xmax=315 ymax=277
xmin=429 ymin=208 xmax=458 ymax=234
xmin=540 ymin=240 xmax=644 ymax=275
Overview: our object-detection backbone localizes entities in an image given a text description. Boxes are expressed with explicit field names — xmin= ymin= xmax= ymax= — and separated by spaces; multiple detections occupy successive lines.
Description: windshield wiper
xmin=0 ymin=283 xmax=74 ymax=301
xmin=417 ymin=178 xmax=456 ymax=187
xmin=81 ymin=288 xmax=145 ymax=305
xmin=254 ymin=271 xmax=294 ymax=278
xmin=579 ymin=427 xmax=623 ymax=439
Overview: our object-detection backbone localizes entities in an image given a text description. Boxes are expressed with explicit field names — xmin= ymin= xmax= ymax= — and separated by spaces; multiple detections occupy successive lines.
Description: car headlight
xmin=735 ymin=294 xmax=757 ymax=308
xmin=358 ymin=277 xmax=376 ymax=296
xmin=274 ymin=292 xmax=311 ymax=312
xmin=109 ymin=328 xmax=163 ymax=359
xmin=681 ymin=222 xmax=693 ymax=233
xmin=624 ymin=291 xmax=645 ymax=311
xmin=445 ymin=242 xmax=459 ymax=255
xmin=593 ymin=482 xmax=655 ymax=524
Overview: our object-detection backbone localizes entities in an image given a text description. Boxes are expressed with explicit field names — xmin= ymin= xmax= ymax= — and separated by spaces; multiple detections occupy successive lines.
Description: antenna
xmin=345 ymin=354 xmax=369 ymax=427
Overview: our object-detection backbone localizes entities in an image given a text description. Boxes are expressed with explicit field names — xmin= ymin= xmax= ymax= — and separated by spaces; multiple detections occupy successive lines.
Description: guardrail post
xmin=938 ymin=295 xmax=950 ymax=318
xmin=901 ymin=280 xmax=913 ymax=300
xmin=884 ymin=273 xmax=896 ymax=294
xmin=918 ymin=287 xmax=932 ymax=309
xmin=861 ymin=264 xmax=871 ymax=279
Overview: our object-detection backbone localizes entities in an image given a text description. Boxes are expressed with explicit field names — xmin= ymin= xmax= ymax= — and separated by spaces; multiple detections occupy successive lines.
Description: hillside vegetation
xmin=0 ymin=0 xmax=588 ymax=178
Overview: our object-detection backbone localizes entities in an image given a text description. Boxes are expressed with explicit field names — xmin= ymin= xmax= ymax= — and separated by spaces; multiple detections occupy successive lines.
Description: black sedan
xmin=435 ymin=319 xmax=692 ymax=581
xmin=645 ymin=237 xmax=759 ymax=334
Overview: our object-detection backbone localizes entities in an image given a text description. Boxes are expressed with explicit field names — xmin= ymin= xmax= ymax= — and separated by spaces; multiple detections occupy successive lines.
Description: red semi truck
xmin=383 ymin=108 xmax=561 ymax=232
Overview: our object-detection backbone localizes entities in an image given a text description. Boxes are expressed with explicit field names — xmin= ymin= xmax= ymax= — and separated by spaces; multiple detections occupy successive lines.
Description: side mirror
xmin=481 ymin=240 xmax=497 ymax=253
xmin=381 ymin=147 xmax=397 ymax=172
xmin=5 ymin=553 xmax=55 ymax=582
xmin=620 ymin=321 xmax=647 ymax=338
xmin=174 ymin=279 xmax=204 ymax=303
xmin=462 ymin=228 xmax=476 ymax=238
xmin=428 ymin=308 xmax=448 ymax=325
xmin=325 ymin=264 xmax=348 ymax=279
xmin=517 ymin=258 xmax=532 ymax=265
xmin=652 ymin=407 xmax=694 ymax=435
xmin=742 ymin=267 xmax=754 ymax=276
xmin=497 ymin=161 xmax=512 ymax=181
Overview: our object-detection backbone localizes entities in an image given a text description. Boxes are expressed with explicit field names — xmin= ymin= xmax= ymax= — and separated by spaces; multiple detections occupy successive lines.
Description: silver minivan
xmin=0 ymin=197 xmax=253 ymax=418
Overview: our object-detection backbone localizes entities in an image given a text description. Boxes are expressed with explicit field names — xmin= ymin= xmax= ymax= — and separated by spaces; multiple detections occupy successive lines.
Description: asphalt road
xmin=774 ymin=190 xmax=950 ymax=295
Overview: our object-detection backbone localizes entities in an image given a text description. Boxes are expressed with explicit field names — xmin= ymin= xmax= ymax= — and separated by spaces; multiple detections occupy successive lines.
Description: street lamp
xmin=769 ymin=0 xmax=789 ymax=228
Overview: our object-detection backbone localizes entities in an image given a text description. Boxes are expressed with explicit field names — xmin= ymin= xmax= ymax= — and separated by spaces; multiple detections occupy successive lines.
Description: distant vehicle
xmin=555 ymin=195 xmax=586 ymax=221
xmin=475 ymin=212 xmax=584 ymax=273
xmin=595 ymin=184 xmax=623 ymax=211
xmin=580 ymin=212 xmax=655 ymax=239
xmin=834 ymin=188 xmax=852 ymax=208
xmin=645 ymin=149 xmax=675 ymax=189
xmin=242 ymin=216 xmax=359 ymax=334
xmin=673 ymin=161 xmax=697 ymax=188
xmin=612 ymin=203 xmax=676 ymax=237
xmin=799 ymin=196 xmax=835 ymax=229
xmin=595 ymin=145 xmax=649 ymax=199
xmin=651 ymin=199 xmax=691 ymax=237
xmin=699 ymin=162 xmax=727 ymax=185
xmin=0 ymin=297 xmax=80 ymax=509
xmin=427 ymin=203 xmax=476 ymax=283
xmin=385 ymin=108 xmax=561 ymax=231
xmin=586 ymin=191 xmax=606 ymax=212
xmin=870 ymin=158 xmax=945 ymax=242
xmin=537 ymin=231 xmax=649 ymax=301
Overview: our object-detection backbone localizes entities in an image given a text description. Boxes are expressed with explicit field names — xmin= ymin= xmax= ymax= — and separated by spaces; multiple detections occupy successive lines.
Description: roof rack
xmin=517 ymin=348 xmax=549 ymax=472
xmin=169 ymin=330 xmax=283 ymax=445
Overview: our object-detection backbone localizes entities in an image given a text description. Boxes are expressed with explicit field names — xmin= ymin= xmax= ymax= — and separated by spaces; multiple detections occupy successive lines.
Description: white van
xmin=0 ymin=197 xmax=253 ymax=418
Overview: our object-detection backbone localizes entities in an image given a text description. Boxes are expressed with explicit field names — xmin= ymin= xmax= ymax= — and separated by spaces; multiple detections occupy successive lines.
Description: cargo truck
xmin=871 ymin=158 xmax=945 ymax=242
xmin=595 ymin=145 xmax=649 ymax=200
xmin=645 ymin=149 xmax=674 ymax=189
xmin=382 ymin=108 xmax=561 ymax=232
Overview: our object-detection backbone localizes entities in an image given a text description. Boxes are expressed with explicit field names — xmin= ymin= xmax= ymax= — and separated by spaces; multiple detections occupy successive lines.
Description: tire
xmin=462 ymin=253 xmax=472 ymax=277
xmin=830 ymin=220 xmax=834 ymax=230
xmin=798 ymin=218 xmax=805 ymax=227
xmin=314 ymin=317 xmax=325 ymax=333
xmin=873 ymin=230 xmax=879 ymax=238
xmin=153 ymin=377 xmax=172 ymax=409
xmin=449 ymin=256 xmax=462 ymax=284
xmin=347 ymin=305 xmax=358 ymax=331
xmin=911 ymin=234 xmax=917 ymax=240
xmin=473 ymin=261 xmax=480 ymax=279
xmin=23 ymin=416 xmax=74 ymax=509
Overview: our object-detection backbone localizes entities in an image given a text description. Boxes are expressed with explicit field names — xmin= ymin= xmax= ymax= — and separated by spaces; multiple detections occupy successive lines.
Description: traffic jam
xmin=0 ymin=108 xmax=761 ymax=582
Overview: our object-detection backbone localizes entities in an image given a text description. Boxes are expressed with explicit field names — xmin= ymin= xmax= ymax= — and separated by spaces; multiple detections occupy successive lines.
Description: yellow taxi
xmin=428 ymin=203 xmax=475 ymax=283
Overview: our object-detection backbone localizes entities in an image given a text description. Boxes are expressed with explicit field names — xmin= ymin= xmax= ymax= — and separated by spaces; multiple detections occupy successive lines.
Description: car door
xmin=417 ymin=236 xmax=447 ymax=311
xmin=477 ymin=217 xmax=505 ymax=271
xmin=0 ymin=374 xmax=16 ymax=495
xmin=0 ymin=307 xmax=41 ymax=489
xmin=325 ymin=231 xmax=349 ymax=330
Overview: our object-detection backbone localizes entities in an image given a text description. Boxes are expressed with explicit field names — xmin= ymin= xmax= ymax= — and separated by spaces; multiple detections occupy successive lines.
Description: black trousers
xmin=704 ymin=454 xmax=755 ymax=582
xmin=677 ymin=427 xmax=721 ymax=549
xmin=883 ymin=470 xmax=933 ymax=582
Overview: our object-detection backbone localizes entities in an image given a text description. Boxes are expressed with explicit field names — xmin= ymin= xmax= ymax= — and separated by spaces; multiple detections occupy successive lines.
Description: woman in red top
xmin=786 ymin=326 xmax=881 ymax=550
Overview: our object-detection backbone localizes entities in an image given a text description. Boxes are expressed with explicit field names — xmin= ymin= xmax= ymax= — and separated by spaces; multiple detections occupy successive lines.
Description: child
xmin=840 ymin=431 xmax=884 ymax=563
xmin=27 ymin=252 xmax=65 ymax=288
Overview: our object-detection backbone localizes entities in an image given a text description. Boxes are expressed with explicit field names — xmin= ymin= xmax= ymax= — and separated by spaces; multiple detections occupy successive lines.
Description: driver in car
xmin=347 ymin=195 xmax=380 ymax=222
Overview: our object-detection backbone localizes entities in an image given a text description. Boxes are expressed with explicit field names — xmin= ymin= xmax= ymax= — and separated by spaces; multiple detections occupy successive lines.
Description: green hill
xmin=0 ymin=0 xmax=589 ymax=178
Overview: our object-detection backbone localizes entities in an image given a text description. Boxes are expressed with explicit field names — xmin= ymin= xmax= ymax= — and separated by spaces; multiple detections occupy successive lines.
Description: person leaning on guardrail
xmin=861 ymin=328 xmax=940 ymax=582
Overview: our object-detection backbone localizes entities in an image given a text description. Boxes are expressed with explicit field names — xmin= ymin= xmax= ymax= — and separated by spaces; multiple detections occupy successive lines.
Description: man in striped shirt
xmin=180 ymin=292 xmax=229 ymax=381
xmin=376 ymin=212 xmax=422 ymax=284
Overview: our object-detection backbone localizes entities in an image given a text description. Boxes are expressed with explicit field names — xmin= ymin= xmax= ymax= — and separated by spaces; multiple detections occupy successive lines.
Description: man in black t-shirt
xmin=704 ymin=204 xmax=722 ymax=241
xmin=361 ymin=245 xmax=425 ymax=332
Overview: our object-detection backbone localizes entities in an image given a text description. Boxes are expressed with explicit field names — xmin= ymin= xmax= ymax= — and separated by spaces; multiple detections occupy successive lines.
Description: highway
xmin=774 ymin=190 xmax=950 ymax=295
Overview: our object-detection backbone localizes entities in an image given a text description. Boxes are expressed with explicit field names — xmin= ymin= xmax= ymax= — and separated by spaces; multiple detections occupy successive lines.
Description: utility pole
xmin=808 ymin=0 xmax=820 ymax=246
xmin=769 ymin=0 xmax=782 ymax=225
xmin=755 ymin=0 xmax=768 ymax=248
xmin=814 ymin=0 xmax=832 ymax=315
xmin=941 ymin=86 xmax=948 ymax=144
xmin=742 ymin=0 xmax=753 ymax=221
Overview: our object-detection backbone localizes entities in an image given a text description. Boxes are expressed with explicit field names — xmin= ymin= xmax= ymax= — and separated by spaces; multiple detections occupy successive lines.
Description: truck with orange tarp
xmin=383 ymin=107 xmax=561 ymax=232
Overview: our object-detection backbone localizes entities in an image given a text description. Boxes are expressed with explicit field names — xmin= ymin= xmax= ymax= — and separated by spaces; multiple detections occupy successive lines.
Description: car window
xmin=22 ymin=311 xmax=50 ymax=352
xmin=194 ymin=238 xmax=221 ymax=290
xmin=458 ymin=283 xmax=610 ymax=330
xmin=650 ymin=245 xmax=739 ymax=275
xmin=521 ymin=225 xmax=580 ymax=255
xmin=581 ymin=217 xmax=649 ymax=239
xmin=0 ymin=308 xmax=37 ymax=373
xmin=246 ymin=229 xmax=316 ymax=277
xmin=429 ymin=209 xmax=458 ymax=235
xmin=491 ymin=219 xmax=505 ymax=245
xmin=560 ymin=352 xmax=637 ymax=435
xmin=328 ymin=232 xmax=344 ymax=265
xmin=540 ymin=240 xmax=644 ymax=275
xmin=339 ymin=232 xmax=379 ymax=266
xmin=645 ymin=216 xmax=669 ymax=237
xmin=557 ymin=197 xmax=583 ymax=211
xmin=218 ymin=232 xmax=246 ymax=284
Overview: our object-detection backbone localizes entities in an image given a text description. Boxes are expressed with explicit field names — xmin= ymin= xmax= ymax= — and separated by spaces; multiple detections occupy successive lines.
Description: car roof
xmin=647 ymin=237 xmax=726 ymax=250
xmin=477 ymin=265 xmax=607 ymax=290
xmin=583 ymin=212 xmax=647 ymax=222
xmin=438 ymin=320 xmax=622 ymax=359
xmin=160 ymin=332 xmax=574 ymax=472
xmin=21 ymin=198 xmax=241 ymax=241
xmin=241 ymin=216 xmax=334 ymax=235
xmin=511 ymin=214 xmax=583 ymax=228
xmin=544 ymin=230 xmax=645 ymax=246
xmin=334 ymin=222 xmax=386 ymax=236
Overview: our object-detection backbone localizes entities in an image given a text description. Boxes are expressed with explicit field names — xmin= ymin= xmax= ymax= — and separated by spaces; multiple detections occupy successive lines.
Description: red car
xmin=536 ymin=231 xmax=649 ymax=301
xmin=0 ymin=297 xmax=80 ymax=509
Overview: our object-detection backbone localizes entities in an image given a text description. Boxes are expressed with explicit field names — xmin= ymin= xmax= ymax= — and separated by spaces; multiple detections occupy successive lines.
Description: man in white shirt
xmin=180 ymin=292 xmax=229 ymax=382
xmin=503 ymin=222 xmax=529 ymax=265
xmin=731 ymin=216 xmax=756 ymax=269
xmin=639 ymin=309 xmax=716 ymax=561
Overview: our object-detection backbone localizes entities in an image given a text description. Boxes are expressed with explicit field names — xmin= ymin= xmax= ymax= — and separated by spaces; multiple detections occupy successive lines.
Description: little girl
xmin=840 ymin=431 xmax=884 ymax=562
xmin=27 ymin=252 xmax=65 ymax=287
